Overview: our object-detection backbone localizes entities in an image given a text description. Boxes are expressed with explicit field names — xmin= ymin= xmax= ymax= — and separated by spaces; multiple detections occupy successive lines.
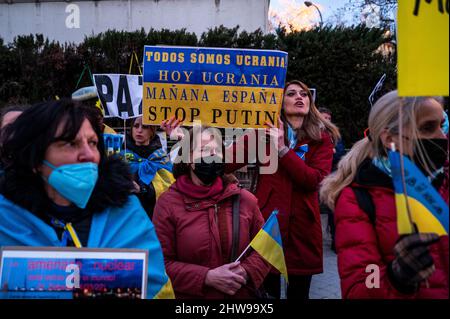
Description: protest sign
xmin=93 ymin=74 xmax=143 ymax=119
xmin=104 ymin=133 xmax=125 ymax=156
xmin=0 ymin=247 xmax=148 ymax=299
xmin=398 ymin=0 xmax=449 ymax=96
xmin=142 ymin=46 xmax=288 ymax=129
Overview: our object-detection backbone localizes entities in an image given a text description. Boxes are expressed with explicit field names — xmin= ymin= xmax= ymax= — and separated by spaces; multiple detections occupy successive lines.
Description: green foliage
xmin=0 ymin=25 xmax=396 ymax=144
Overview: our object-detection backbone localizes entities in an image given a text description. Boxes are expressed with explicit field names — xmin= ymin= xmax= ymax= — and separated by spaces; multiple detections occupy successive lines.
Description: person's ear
xmin=379 ymin=129 xmax=394 ymax=149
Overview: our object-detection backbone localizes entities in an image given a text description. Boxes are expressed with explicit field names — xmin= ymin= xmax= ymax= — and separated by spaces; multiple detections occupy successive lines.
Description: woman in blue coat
xmin=0 ymin=99 xmax=173 ymax=299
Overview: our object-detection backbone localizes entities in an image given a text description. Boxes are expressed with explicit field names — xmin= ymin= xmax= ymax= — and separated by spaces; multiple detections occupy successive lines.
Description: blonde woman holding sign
xmin=320 ymin=91 xmax=448 ymax=299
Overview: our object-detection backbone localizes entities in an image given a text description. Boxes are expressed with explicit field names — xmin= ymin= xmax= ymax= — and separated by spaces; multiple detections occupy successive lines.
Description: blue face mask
xmin=43 ymin=161 xmax=98 ymax=209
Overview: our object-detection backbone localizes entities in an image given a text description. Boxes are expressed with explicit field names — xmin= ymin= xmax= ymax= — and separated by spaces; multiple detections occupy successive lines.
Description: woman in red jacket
xmin=227 ymin=80 xmax=340 ymax=299
xmin=152 ymin=127 xmax=271 ymax=299
xmin=320 ymin=91 xmax=449 ymax=298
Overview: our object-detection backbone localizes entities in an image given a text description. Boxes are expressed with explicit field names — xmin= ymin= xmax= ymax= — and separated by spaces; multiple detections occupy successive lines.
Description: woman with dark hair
xmin=227 ymin=80 xmax=340 ymax=299
xmin=152 ymin=126 xmax=271 ymax=299
xmin=122 ymin=116 xmax=179 ymax=219
xmin=0 ymin=99 xmax=173 ymax=299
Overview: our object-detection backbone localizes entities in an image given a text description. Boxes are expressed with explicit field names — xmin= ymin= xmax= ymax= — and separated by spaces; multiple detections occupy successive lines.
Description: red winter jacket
xmin=226 ymin=130 xmax=334 ymax=275
xmin=335 ymin=159 xmax=449 ymax=299
xmin=152 ymin=175 xmax=271 ymax=299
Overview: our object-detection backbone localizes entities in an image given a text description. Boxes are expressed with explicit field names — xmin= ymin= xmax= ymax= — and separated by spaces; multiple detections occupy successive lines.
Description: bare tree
xmin=341 ymin=0 xmax=397 ymax=29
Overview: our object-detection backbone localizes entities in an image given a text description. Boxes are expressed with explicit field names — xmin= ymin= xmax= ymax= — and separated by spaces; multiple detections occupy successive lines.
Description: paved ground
xmin=309 ymin=215 xmax=342 ymax=299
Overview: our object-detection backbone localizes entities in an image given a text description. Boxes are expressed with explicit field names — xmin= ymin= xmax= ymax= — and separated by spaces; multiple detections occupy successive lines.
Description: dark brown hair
xmin=1 ymin=99 xmax=105 ymax=170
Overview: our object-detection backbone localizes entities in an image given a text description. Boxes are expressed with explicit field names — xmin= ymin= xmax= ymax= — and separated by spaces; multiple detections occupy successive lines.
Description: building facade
xmin=0 ymin=0 xmax=270 ymax=44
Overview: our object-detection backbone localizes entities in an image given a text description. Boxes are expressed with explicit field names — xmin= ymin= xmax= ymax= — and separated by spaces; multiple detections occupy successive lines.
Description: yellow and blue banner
xmin=249 ymin=210 xmax=288 ymax=282
xmin=398 ymin=0 xmax=449 ymax=96
xmin=142 ymin=46 xmax=288 ymax=128
xmin=388 ymin=150 xmax=449 ymax=236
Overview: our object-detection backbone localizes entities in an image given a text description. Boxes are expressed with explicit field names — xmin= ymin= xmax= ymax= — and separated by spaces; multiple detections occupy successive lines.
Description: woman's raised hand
xmin=161 ymin=116 xmax=184 ymax=141
xmin=265 ymin=116 xmax=286 ymax=150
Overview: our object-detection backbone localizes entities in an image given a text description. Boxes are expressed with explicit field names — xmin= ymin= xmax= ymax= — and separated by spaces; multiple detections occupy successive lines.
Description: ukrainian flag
xmin=388 ymin=150 xmax=449 ymax=236
xmin=125 ymin=148 xmax=175 ymax=198
xmin=250 ymin=211 xmax=288 ymax=282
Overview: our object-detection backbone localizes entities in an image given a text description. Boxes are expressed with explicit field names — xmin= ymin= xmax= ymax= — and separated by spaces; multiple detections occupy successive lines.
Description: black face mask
xmin=193 ymin=156 xmax=225 ymax=185
xmin=413 ymin=138 xmax=448 ymax=175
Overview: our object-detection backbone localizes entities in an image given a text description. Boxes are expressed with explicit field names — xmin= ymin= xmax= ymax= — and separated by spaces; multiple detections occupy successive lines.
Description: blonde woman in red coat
xmin=152 ymin=127 xmax=271 ymax=299
xmin=320 ymin=91 xmax=449 ymax=298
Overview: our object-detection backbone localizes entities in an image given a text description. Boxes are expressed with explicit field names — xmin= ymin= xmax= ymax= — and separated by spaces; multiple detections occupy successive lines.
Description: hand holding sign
xmin=265 ymin=117 xmax=286 ymax=151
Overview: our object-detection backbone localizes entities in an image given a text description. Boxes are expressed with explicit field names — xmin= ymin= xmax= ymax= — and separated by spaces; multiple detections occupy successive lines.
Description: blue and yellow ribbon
xmin=51 ymin=218 xmax=83 ymax=248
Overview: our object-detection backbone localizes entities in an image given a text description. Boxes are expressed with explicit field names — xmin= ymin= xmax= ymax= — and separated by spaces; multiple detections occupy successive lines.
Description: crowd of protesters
xmin=0 ymin=80 xmax=448 ymax=299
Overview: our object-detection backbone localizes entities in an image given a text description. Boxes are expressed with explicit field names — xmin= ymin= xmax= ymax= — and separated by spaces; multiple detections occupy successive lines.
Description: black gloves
xmin=388 ymin=232 xmax=440 ymax=294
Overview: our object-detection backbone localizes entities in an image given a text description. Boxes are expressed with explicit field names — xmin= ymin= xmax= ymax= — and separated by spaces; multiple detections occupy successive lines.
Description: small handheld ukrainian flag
xmin=249 ymin=210 xmax=288 ymax=282
xmin=388 ymin=149 xmax=449 ymax=236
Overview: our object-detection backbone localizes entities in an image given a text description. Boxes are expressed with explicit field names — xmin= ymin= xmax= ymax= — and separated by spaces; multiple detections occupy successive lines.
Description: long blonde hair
xmin=282 ymin=80 xmax=341 ymax=144
xmin=320 ymin=90 xmax=444 ymax=210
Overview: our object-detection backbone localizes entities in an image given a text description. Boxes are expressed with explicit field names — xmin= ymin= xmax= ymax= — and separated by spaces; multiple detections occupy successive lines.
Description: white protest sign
xmin=93 ymin=74 xmax=143 ymax=119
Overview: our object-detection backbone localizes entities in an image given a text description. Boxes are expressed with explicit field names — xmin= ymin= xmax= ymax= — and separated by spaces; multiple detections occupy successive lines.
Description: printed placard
xmin=142 ymin=46 xmax=288 ymax=129
xmin=0 ymin=246 xmax=148 ymax=299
